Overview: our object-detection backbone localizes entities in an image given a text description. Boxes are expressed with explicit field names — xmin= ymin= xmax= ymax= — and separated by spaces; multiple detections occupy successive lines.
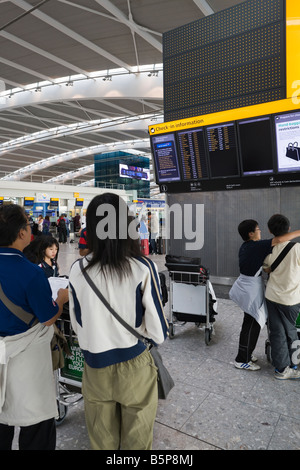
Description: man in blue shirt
xmin=0 ymin=204 xmax=68 ymax=450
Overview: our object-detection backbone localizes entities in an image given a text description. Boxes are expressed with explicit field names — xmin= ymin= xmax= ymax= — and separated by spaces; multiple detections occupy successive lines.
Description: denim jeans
xmin=266 ymin=299 xmax=300 ymax=371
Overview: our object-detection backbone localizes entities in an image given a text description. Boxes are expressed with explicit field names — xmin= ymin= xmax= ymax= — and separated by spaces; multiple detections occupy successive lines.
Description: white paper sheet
xmin=48 ymin=277 xmax=68 ymax=299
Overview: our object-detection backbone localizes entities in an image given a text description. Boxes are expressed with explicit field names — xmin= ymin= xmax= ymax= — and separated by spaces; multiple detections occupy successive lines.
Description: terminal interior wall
xmin=167 ymin=187 xmax=300 ymax=278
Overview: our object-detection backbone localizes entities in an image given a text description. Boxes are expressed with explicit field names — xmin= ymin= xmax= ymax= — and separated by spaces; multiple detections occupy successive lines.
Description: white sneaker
xmin=274 ymin=367 xmax=300 ymax=380
xmin=234 ymin=361 xmax=260 ymax=371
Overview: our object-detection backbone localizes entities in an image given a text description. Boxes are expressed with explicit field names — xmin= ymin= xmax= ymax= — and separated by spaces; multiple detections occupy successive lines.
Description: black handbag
xmin=78 ymin=258 xmax=174 ymax=399
xmin=286 ymin=142 xmax=300 ymax=161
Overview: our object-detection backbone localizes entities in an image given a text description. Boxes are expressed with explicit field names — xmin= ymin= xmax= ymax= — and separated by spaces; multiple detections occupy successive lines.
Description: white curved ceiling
xmin=0 ymin=0 xmax=246 ymax=194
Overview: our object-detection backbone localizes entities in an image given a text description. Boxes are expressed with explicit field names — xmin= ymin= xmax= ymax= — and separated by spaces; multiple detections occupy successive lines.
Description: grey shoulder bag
xmin=0 ymin=282 xmax=39 ymax=328
xmin=78 ymin=258 xmax=174 ymax=399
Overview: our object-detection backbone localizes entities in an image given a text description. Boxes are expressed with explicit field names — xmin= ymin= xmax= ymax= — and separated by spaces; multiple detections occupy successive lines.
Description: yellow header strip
xmin=149 ymin=97 xmax=300 ymax=135
xmin=286 ymin=0 xmax=300 ymax=99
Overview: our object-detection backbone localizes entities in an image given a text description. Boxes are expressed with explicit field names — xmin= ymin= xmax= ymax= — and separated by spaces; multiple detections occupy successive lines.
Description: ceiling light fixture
xmin=148 ymin=71 xmax=159 ymax=77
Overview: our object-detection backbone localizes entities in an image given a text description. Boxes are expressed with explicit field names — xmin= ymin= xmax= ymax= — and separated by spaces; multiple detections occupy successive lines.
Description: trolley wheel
xmin=55 ymin=401 xmax=68 ymax=425
xmin=169 ymin=322 xmax=175 ymax=339
xmin=205 ymin=327 xmax=212 ymax=345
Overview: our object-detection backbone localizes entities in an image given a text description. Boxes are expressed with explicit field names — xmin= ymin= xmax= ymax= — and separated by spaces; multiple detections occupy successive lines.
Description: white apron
xmin=229 ymin=268 xmax=267 ymax=329
xmin=0 ymin=323 xmax=58 ymax=426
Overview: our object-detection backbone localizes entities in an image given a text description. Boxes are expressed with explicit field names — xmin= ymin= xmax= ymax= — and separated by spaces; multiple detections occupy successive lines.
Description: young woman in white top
xmin=68 ymin=193 xmax=168 ymax=450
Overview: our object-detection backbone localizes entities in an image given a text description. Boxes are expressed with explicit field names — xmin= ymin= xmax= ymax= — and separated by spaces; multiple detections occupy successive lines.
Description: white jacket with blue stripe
xmin=68 ymin=256 xmax=168 ymax=368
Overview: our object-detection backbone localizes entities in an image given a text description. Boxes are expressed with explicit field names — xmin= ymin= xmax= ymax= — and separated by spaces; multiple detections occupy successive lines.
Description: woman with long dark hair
xmin=68 ymin=193 xmax=168 ymax=450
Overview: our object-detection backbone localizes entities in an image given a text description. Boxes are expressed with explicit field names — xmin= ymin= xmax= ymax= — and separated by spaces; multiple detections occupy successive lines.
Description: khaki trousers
xmin=82 ymin=349 xmax=158 ymax=450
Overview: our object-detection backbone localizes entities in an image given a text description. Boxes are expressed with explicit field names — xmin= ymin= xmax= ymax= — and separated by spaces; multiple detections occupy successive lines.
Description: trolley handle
xmin=169 ymin=269 xmax=209 ymax=284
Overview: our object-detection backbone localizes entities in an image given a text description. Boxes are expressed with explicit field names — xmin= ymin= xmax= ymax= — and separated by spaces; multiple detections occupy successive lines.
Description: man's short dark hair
xmin=238 ymin=219 xmax=258 ymax=241
xmin=0 ymin=204 xmax=28 ymax=246
xmin=267 ymin=214 xmax=290 ymax=237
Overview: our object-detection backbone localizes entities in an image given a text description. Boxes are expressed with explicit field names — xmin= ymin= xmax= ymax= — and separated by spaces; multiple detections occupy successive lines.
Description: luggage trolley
xmin=55 ymin=310 xmax=83 ymax=424
xmin=165 ymin=255 xmax=218 ymax=345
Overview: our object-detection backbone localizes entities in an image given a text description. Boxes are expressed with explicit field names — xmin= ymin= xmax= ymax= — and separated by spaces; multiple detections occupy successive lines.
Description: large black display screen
xmin=206 ymin=123 xmax=239 ymax=177
xmin=177 ymin=128 xmax=209 ymax=180
xmin=238 ymin=116 xmax=274 ymax=175
xmin=150 ymin=133 xmax=181 ymax=183
xmin=163 ymin=0 xmax=285 ymax=122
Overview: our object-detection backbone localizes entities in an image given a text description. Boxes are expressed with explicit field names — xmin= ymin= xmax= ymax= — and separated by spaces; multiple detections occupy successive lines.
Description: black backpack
xmin=59 ymin=218 xmax=66 ymax=229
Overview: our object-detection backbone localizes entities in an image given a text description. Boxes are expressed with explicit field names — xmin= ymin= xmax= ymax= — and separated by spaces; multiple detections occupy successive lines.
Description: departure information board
xmin=206 ymin=123 xmax=239 ymax=177
xmin=150 ymin=133 xmax=181 ymax=183
xmin=177 ymin=128 xmax=208 ymax=180
xmin=163 ymin=0 xmax=285 ymax=122
xmin=150 ymin=1 xmax=300 ymax=193
xmin=149 ymin=105 xmax=300 ymax=193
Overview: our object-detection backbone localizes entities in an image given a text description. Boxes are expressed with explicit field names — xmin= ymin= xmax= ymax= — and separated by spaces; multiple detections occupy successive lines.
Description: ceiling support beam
xmin=10 ymin=0 xmax=134 ymax=72
xmin=193 ymin=0 xmax=214 ymax=16
xmin=1 ymin=138 xmax=150 ymax=181
xmin=94 ymin=0 xmax=162 ymax=52
xmin=0 ymin=31 xmax=90 ymax=77
xmin=0 ymin=73 xmax=163 ymax=113
xmin=0 ymin=56 xmax=54 ymax=83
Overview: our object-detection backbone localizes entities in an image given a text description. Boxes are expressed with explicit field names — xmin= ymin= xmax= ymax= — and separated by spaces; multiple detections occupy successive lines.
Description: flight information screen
xmin=177 ymin=128 xmax=209 ymax=180
xmin=206 ymin=123 xmax=239 ymax=177
xmin=238 ymin=117 xmax=274 ymax=175
xmin=150 ymin=133 xmax=181 ymax=183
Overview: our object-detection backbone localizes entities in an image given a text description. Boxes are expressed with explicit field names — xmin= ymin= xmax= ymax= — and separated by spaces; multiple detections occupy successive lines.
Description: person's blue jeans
xmin=266 ymin=299 xmax=300 ymax=371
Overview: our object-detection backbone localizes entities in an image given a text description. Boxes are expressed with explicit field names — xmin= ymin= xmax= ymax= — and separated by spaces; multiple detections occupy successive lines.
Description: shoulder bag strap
xmin=0 ymin=282 xmax=38 ymax=327
xmin=140 ymin=256 xmax=164 ymax=309
xmin=270 ymin=242 xmax=296 ymax=272
xmin=78 ymin=258 xmax=145 ymax=343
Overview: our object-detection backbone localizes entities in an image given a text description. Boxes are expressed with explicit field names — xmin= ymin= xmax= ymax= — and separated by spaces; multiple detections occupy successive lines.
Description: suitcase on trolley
xmin=165 ymin=255 xmax=217 ymax=345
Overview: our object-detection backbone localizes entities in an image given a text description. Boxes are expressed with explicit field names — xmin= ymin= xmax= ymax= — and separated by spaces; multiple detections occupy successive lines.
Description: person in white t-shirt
xmin=263 ymin=214 xmax=300 ymax=380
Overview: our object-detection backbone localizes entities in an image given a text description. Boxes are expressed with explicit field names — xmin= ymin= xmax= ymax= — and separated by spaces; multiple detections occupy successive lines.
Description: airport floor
xmin=14 ymin=240 xmax=300 ymax=451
